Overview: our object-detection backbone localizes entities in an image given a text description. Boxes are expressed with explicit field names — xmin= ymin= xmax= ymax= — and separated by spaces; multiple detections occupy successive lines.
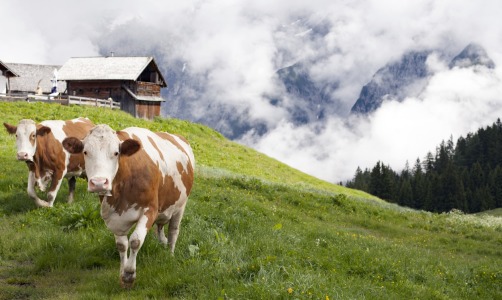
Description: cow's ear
xmin=120 ymin=139 xmax=141 ymax=156
xmin=3 ymin=123 xmax=17 ymax=135
xmin=37 ymin=126 xmax=52 ymax=136
xmin=62 ymin=137 xmax=84 ymax=154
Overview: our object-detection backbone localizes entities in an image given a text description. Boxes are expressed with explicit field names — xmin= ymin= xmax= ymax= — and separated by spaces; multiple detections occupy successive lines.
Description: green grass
xmin=0 ymin=101 xmax=501 ymax=299
xmin=477 ymin=207 xmax=502 ymax=217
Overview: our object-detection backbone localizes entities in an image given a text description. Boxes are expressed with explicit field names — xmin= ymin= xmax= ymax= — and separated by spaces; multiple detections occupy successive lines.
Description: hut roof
xmin=0 ymin=60 xmax=19 ymax=77
xmin=58 ymin=56 xmax=167 ymax=87
xmin=6 ymin=63 xmax=65 ymax=93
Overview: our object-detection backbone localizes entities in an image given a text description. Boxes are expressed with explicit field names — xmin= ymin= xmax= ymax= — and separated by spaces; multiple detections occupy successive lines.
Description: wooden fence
xmin=67 ymin=95 xmax=120 ymax=109
xmin=0 ymin=94 xmax=120 ymax=109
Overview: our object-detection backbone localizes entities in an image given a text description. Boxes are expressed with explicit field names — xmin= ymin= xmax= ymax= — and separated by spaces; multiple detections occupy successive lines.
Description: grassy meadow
xmin=0 ymin=101 xmax=501 ymax=299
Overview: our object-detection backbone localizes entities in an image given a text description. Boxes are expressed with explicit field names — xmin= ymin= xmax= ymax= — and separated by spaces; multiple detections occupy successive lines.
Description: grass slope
xmin=0 ymin=102 xmax=500 ymax=299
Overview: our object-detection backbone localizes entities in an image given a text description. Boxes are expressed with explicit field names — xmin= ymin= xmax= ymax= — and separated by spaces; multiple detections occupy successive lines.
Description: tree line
xmin=345 ymin=119 xmax=502 ymax=213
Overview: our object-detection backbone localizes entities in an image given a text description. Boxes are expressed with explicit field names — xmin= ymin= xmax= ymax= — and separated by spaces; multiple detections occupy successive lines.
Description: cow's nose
xmin=88 ymin=177 xmax=110 ymax=192
xmin=17 ymin=152 xmax=29 ymax=161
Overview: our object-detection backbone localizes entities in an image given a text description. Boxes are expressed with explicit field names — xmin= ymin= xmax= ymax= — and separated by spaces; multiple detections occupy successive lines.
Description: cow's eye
xmin=114 ymin=152 xmax=119 ymax=156
xmin=83 ymin=151 xmax=87 ymax=156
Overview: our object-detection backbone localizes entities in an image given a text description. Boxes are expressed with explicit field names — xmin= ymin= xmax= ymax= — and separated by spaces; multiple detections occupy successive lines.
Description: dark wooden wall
xmin=136 ymin=81 xmax=161 ymax=96
xmin=67 ymin=80 xmax=122 ymax=99
xmin=66 ymin=80 xmax=162 ymax=120
xmin=136 ymin=102 xmax=161 ymax=119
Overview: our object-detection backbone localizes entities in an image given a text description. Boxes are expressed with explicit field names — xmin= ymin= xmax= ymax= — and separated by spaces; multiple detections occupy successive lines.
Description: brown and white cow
xmin=62 ymin=124 xmax=194 ymax=288
xmin=3 ymin=118 xmax=94 ymax=207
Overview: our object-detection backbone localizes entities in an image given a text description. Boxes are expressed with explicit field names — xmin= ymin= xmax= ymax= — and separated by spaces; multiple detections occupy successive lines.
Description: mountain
xmin=274 ymin=62 xmax=339 ymax=125
xmin=350 ymin=43 xmax=496 ymax=115
xmin=350 ymin=50 xmax=432 ymax=114
xmin=449 ymin=43 xmax=495 ymax=69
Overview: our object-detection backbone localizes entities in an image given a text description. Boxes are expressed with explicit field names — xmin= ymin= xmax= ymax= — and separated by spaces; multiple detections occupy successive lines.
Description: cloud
xmin=2 ymin=0 xmax=502 ymax=183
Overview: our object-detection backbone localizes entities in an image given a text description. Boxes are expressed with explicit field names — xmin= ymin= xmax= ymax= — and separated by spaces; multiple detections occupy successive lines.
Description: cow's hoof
xmin=120 ymin=271 xmax=136 ymax=288
xmin=35 ymin=200 xmax=50 ymax=208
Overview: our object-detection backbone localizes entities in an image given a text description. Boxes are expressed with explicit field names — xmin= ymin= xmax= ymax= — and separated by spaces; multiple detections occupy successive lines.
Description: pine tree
xmin=398 ymin=178 xmax=413 ymax=207
xmin=381 ymin=164 xmax=398 ymax=202
xmin=470 ymin=162 xmax=485 ymax=190
xmin=472 ymin=186 xmax=494 ymax=212
xmin=438 ymin=163 xmax=466 ymax=212
xmin=369 ymin=161 xmax=397 ymax=201
xmin=370 ymin=161 xmax=383 ymax=198
xmin=423 ymin=152 xmax=435 ymax=173
xmin=491 ymin=166 xmax=502 ymax=207
xmin=350 ymin=166 xmax=370 ymax=192
xmin=412 ymin=158 xmax=427 ymax=210
xmin=435 ymin=140 xmax=451 ymax=174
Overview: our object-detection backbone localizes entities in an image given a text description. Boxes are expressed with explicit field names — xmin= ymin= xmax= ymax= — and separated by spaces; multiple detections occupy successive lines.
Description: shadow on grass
xmin=0 ymin=191 xmax=38 ymax=215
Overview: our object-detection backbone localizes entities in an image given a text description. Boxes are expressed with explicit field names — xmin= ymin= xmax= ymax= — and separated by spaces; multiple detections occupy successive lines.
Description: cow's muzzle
xmin=88 ymin=177 xmax=111 ymax=193
xmin=17 ymin=152 xmax=31 ymax=161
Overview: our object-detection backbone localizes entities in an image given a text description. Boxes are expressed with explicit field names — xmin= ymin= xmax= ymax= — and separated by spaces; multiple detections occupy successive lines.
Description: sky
xmin=2 ymin=0 xmax=502 ymax=183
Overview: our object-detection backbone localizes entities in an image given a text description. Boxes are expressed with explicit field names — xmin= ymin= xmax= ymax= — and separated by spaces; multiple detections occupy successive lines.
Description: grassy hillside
xmin=0 ymin=101 xmax=500 ymax=299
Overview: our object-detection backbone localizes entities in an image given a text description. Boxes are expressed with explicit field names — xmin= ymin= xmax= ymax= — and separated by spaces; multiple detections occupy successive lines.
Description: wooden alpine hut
xmin=58 ymin=56 xmax=166 ymax=119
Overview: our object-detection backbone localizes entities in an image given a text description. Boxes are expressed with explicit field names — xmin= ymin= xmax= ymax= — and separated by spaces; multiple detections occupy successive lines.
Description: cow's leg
xmin=156 ymin=222 xmax=168 ymax=246
xmin=36 ymin=171 xmax=51 ymax=192
xmin=27 ymin=171 xmax=49 ymax=207
xmin=114 ymin=234 xmax=128 ymax=283
xmin=46 ymin=171 xmax=65 ymax=207
xmin=121 ymin=213 xmax=154 ymax=288
xmin=167 ymin=207 xmax=186 ymax=254
xmin=67 ymin=176 xmax=76 ymax=203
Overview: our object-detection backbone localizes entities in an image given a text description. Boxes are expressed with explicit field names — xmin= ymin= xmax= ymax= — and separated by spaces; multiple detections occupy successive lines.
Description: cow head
xmin=3 ymin=119 xmax=51 ymax=162
xmin=62 ymin=124 xmax=140 ymax=194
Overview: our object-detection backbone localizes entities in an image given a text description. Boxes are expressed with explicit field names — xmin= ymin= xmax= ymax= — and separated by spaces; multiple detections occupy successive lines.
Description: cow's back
xmin=41 ymin=117 xmax=94 ymax=142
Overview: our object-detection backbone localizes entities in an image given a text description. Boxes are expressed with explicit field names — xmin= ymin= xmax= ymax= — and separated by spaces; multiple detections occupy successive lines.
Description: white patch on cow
xmin=73 ymin=117 xmax=91 ymax=124
xmin=27 ymin=171 xmax=38 ymax=199
xmin=101 ymin=198 xmax=144 ymax=236
xmin=170 ymin=134 xmax=196 ymax=168
xmin=131 ymin=213 xmax=149 ymax=245
xmin=66 ymin=166 xmax=84 ymax=178
xmin=40 ymin=120 xmax=67 ymax=142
